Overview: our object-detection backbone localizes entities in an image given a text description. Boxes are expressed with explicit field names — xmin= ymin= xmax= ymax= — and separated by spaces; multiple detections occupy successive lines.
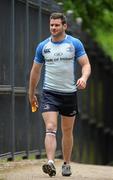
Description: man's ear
xmin=63 ymin=23 xmax=67 ymax=30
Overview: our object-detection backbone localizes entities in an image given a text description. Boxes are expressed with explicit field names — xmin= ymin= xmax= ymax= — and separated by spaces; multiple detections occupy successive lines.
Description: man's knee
xmin=62 ymin=126 xmax=73 ymax=136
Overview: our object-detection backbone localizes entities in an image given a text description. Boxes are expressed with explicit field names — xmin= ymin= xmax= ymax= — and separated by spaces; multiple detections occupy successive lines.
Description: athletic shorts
xmin=40 ymin=89 xmax=78 ymax=117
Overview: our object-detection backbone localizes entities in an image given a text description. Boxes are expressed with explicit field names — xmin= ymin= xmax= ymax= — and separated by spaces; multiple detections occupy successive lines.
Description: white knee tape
xmin=46 ymin=129 xmax=56 ymax=136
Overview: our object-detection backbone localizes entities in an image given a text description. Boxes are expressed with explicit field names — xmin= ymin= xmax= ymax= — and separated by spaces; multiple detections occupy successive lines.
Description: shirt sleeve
xmin=73 ymin=39 xmax=86 ymax=60
xmin=34 ymin=42 xmax=45 ymax=64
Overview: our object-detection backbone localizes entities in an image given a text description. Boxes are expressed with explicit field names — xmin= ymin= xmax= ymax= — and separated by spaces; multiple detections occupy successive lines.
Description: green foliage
xmin=57 ymin=0 xmax=113 ymax=29
xmin=93 ymin=27 xmax=113 ymax=59
xmin=92 ymin=10 xmax=113 ymax=60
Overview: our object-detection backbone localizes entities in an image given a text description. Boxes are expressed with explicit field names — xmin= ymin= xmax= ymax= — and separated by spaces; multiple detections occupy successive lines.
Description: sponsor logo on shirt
xmin=66 ymin=46 xmax=74 ymax=52
xmin=44 ymin=48 xmax=51 ymax=53
xmin=54 ymin=52 xmax=63 ymax=56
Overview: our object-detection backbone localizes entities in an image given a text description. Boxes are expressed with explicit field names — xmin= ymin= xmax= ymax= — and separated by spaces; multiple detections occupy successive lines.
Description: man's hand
xmin=28 ymin=63 xmax=43 ymax=112
xmin=76 ymin=77 xmax=86 ymax=89
xmin=29 ymin=94 xmax=39 ymax=112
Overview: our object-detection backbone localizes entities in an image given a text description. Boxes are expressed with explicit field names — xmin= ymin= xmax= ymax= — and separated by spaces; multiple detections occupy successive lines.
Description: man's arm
xmin=28 ymin=62 xmax=43 ymax=107
xmin=76 ymin=55 xmax=91 ymax=89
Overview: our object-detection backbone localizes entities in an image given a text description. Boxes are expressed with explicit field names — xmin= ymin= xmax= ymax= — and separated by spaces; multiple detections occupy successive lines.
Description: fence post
xmin=24 ymin=0 xmax=30 ymax=159
xmin=10 ymin=0 xmax=15 ymax=160
xmin=38 ymin=0 xmax=42 ymax=41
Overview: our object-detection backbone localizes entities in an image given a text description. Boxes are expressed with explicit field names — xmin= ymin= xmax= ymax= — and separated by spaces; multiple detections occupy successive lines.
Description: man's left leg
xmin=61 ymin=115 xmax=75 ymax=176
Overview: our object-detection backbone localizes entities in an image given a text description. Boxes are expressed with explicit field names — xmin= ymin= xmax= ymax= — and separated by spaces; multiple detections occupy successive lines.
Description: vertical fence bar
xmin=38 ymin=0 xmax=42 ymax=41
xmin=25 ymin=0 xmax=30 ymax=158
xmin=37 ymin=0 xmax=43 ymax=154
xmin=11 ymin=0 xmax=15 ymax=160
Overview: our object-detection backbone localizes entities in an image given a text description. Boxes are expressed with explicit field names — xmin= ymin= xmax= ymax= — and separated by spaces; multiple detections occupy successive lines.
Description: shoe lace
xmin=49 ymin=162 xmax=55 ymax=170
xmin=63 ymin=164 xmax=70 ymax=171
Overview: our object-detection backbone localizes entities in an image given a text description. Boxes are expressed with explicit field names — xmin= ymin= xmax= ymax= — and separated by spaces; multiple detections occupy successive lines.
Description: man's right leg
xmin=42 ymin=111 xmax=58 ymax=177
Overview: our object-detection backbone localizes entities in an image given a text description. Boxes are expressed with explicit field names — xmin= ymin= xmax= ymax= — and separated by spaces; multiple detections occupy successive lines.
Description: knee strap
xmin=46 ymin=129 xmax=56 ymax=136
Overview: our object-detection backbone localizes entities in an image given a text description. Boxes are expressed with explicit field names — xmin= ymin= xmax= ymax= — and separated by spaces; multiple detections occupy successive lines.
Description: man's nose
xmin=52 ymin=25 xmax=56 ymax=28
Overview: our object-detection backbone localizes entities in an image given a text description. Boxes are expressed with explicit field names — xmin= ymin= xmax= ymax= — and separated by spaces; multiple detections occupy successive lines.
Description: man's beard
xmin=52 ymin=31 xmax=63 ymax=38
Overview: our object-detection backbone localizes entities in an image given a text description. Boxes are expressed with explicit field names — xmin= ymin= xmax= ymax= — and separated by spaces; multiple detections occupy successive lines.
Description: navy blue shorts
xmin=40 ymin=89 xmax=78 ymax=117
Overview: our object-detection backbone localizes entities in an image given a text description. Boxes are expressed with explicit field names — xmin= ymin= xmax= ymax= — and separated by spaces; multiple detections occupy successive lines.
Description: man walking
xmin=29 ymin=12 xmax=91 ymax=177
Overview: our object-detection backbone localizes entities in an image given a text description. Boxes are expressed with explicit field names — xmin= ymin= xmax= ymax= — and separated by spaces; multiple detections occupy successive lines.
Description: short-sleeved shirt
xmin=34 ymin=34 xmax=86 ymax=93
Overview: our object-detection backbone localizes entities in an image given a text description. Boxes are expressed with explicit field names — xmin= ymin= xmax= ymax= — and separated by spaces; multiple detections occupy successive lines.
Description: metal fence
xmin=74 ymin=33 xmax=113 ymax=165
xmin=0 ymin=0 xmax=60 ymax=160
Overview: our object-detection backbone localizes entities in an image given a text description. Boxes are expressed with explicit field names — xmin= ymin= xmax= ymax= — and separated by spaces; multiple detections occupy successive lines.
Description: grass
xmin=0 ymin=154 xmax=35 ymax=163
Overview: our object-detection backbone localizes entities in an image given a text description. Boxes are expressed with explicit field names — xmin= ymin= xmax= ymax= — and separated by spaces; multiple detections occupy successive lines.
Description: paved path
xmin=0 ymin=159 xmax=113 ymax=180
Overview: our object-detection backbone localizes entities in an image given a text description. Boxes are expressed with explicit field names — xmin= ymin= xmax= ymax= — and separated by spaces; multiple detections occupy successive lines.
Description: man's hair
xmin=50 ymin=12 xmax=67 ymax=25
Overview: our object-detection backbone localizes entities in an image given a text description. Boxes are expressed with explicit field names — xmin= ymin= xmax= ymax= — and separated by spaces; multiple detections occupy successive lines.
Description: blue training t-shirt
xmin=34 ymin=34 xmax=86 ymax=93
